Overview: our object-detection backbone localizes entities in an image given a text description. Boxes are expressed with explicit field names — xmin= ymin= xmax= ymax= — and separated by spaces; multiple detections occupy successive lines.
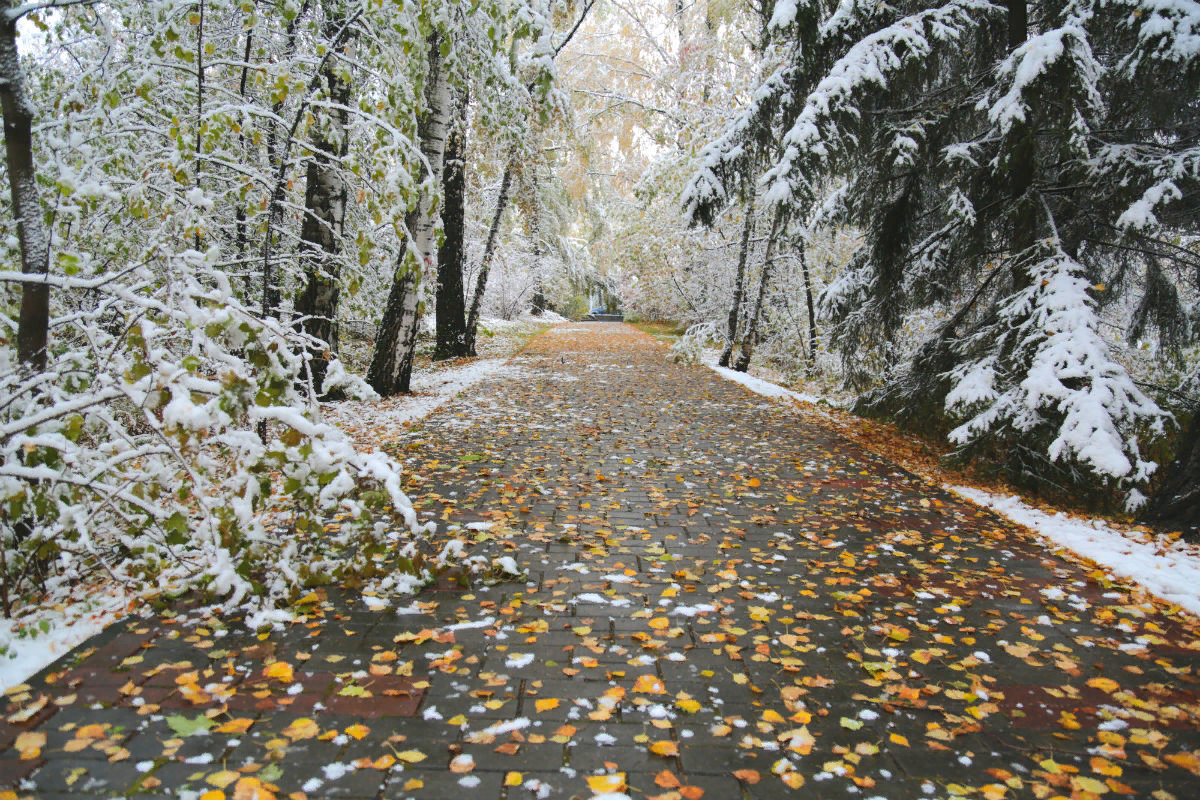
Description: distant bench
xmin=583 ymin=313 xmax=625 ymax=322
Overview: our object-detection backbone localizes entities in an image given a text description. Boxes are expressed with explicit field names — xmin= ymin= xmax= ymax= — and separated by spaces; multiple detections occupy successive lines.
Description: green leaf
xmin=166 ymin=714 xmax=215 ymax=737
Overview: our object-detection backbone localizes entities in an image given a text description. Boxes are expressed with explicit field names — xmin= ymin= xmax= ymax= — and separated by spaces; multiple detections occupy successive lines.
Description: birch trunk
xmin=295 ymin=9 xmax=354 ymax=398
xmin=1 ymin=16 xmax=50 ymax=371
xmin=734 ymin=208 xmax=782 ymax=372
xmin=368 ymin=32 xmax=450 ymax=396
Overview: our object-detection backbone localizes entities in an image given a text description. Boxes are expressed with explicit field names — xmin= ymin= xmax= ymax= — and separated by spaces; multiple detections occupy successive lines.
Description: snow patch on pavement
xmin=951 ymin=486 xmax=1200 ymax=617
xmin=1 ymin=582 xmax=134 ymax=691
xmin=324 ymin=359 xmax=529 ymax=435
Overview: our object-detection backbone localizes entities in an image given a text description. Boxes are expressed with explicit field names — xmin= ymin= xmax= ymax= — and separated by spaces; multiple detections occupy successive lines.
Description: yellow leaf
xmin=402 ymin=778 xmax=424 ymax=790
xmin=535 ymin=698 xmax=560 ymax=712
xmin=216 ymin=718 xmax=254 ymax=734
xmin=1090 ymin=757 xmax=1122 ymax=777
xmin=650 ymin=740 xmax=680 ymax=757
xmin=648 ymin=617 xmax=670 ymax=630
xmin=76 ymin=724 xmax=107 ymax=739
xmin=281 ymin=718 xmax=319 ymax=741
xmin=395 ymin=750 xmax=427 ymax=763
xmin=890 ymin=733 xmax=910 ymax=747
xmin=1087 ymin=677 xmax=1120 ymax=694
xmin=263 ymin=662 xmax=293 ymax=683
xmin=780 ymin=771 xmax=805 ymax=789
xmin=505 ymin=771 xmax=523 ymax=786
xmin=677 ymin=698 xmax=702 ymax=714
xmin=1072 ymin=776 xmax=1109 ymax=794
xmin=344 ymin=724 xmax=370 ymax=740
xmin=15 ymin=730 xmax=45 ymax=760
xmin=633 ymin=674 xmax=666 ymax=694
xmin=200 ymin=791 xmax=226 ymax=800
xmin=761 ymin=709 xmax=786 ymax=724
xmin=586 ymin=773 xmax=626 ymax=794
xmin=206 ymin=770 xmax=240 ymax=789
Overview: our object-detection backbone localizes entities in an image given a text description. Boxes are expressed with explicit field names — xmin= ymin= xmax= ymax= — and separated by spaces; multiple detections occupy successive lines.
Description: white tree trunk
xmin=367 ymin=32 xmax=451 ymax=396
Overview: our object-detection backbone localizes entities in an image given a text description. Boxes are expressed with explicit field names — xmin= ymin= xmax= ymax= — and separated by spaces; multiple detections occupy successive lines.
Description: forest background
xmin=1 ymin=0 xmax=1197 ymax=631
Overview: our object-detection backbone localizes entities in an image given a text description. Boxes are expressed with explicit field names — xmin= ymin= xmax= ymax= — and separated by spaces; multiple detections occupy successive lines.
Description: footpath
xmin=3 ymin=323 xmax=1199 ymax=799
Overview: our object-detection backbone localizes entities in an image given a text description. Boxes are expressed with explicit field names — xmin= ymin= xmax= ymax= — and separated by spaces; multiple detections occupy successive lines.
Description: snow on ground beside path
xmin=324 ymin=358 xmax=529 ymax=436
xmin=951 ymin=487 xmax=1200 ymax=618
xmin=1 ymin=582 xmax=136 ymax=691
xmin=708 ymin=362 xmax=828 ymax=406
xmin=702 ymin=354 xmax=1200 ymax=619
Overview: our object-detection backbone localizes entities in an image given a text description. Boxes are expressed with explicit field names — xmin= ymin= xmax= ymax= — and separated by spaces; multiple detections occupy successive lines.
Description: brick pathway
xmin=3 ymin=323 xmax=1199 ymax=799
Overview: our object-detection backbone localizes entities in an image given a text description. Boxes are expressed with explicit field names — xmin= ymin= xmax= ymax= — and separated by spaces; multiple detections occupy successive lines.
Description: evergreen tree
xmin=687 ymin=0 xmax=1199 ymax=512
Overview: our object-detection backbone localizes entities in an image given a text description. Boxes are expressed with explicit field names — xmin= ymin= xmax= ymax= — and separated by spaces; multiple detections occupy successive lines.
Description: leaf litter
xmin=2 ymin=322 xmax=1198 ymax=799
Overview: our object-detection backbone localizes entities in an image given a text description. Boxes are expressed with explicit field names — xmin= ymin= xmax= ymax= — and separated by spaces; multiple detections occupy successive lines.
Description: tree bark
xmin=368 ymin=32 xmax=450 ymax=396
xmin=1 ymin=15 xmax=50 ymax=371
xmin=295 ymin=8 xmax=354 ymax=398
xmin=464 ymin=165 xmax=514 ymax=356
xmin=528 ymin=169 xmax=545 ymax=315
xmin=719 ymin=197 xmax=755 ymax=367
xmin=734 ymin=207 xmax=782 ymax=372
xmin=433 ymin=87 xmax=470 ymax=360
xmin=800 ymin=245 xmax=818 ymax=375
xmin=1007 ymin=0 xmax=1036 ymax=281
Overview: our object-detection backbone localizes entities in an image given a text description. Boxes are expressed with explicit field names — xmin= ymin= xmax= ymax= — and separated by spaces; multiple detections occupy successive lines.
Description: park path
xmin=3 ymin=322 xmax=1200 ymax=799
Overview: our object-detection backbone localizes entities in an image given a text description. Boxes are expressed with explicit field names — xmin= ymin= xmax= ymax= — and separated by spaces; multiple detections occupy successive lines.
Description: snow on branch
xmin=946 ymin=240 xmax=1165 ymax=495
xmin=762 ymin=0 xmax=997 ymax=209
xmin=982 ymin=16 xmax=1103 ymax=136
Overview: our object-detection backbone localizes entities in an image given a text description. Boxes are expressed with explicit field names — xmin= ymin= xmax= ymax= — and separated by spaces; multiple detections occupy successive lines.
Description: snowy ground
xmin=710 ymin=359 xmax=1200 ymax=619
xmin=0 ymin=582 xmax=137 ymax=692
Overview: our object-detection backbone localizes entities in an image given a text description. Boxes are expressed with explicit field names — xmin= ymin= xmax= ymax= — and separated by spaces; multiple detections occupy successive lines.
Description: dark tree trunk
xmin=734 ymin=208 xmax=782 ymax=372
xmin=465 ymin=166 xmax=514 ymax=356
xmin=1141 ymin=409 xmax=1200 ymax=534
xmin=368 ymin=32 xmax=450 ymax=396
xmin=719 ymin=197 xmax=755 ymax=367
xmin=1007 ymin=0 xmax=1036 ymax=280
xmin=295 ymin=10 xmax=354 ymax=398
xmin=434 ymin=88 xmax=470 ymax=361
xmin=260 ymin=4 xmax=308 ymax=318
xmin=800 ymin=245 xmax=818 ymax=375
xmin=1 ymin=17 xmax=50 ymax=371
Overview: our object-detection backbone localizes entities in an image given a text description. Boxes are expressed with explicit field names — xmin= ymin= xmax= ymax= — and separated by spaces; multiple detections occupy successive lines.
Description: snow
xmin=951 ymin=486 xmax=1200 ymax=617
xmin=0 ymin=582 xmax=133 ymax=691
xmin=324 ymin=358 xmax=531 ymax=435
xmin=705 ymin=358 xmax=828 ymax=406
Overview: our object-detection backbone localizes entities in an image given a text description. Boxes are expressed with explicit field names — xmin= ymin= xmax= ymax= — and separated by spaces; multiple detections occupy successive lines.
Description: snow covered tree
xmin=0 ymin=0 xmax=462 ymax=620
xmin=686 ymin=0 xmax=1199 ymax=512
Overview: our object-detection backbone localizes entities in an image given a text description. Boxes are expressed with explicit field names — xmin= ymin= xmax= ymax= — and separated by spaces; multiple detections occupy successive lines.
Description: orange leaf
xmin=655 ymin=770 xmax=682 ymax=788
xmin=263 ymin=662 xmax=293 ymax=683
xmin=650 ymin=740 xmax=680 ymax=757
xmin=534 ymin=698 xmax=560 ymax=712
xmin=680 ymin=787 xmax=704 ymax=800
xmin=633 ymin=674 xmax=667 ymax=694
xmin=732 ymin=769 xmax=761 ymax=784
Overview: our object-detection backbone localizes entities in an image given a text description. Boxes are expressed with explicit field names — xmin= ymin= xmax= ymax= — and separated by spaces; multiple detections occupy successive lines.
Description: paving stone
xmin=6 ymin=323 xmax=1200 ymax=797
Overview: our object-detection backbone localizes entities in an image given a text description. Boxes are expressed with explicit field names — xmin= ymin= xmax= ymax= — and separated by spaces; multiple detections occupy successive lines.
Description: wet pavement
xmin=3 ymin=322 xmax=1199 ymax=799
